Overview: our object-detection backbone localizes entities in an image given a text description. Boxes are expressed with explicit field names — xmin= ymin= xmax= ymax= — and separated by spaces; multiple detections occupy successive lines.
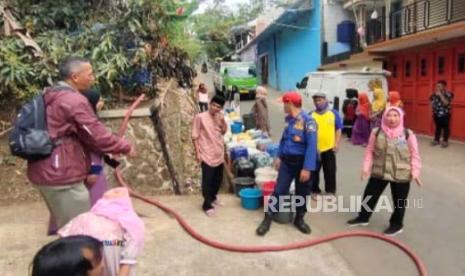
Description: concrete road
xmin=238 ymin=86 xmax=465 ymax=276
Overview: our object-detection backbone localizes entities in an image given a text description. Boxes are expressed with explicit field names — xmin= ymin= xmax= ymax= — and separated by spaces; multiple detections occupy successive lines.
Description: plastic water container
xmin=337 ymin=20 xmax=355 ymax=43
xmin=256 ymin=138 xmax=273 ymax=151
xmin=266 ymin=143 xmax=280 ymax=158
xmin=254 ymin=167 xmax=278 ymax=189
xmin=230 ymin=146 xmax=248 ymax=162
xmin=239 ymin=188 xmax=263 ymax=210
xmin=231 ymin=122 xmax=243 ymax=134
xmin=234 ymin=177 xmax=255 ymax=197
xmin=262 ymin=181 xmax=276 ymax=208
xmin=250 ymin=152 xmax=272 ymax=169
xmin=233 ymin=158 xmax=255 ymax=178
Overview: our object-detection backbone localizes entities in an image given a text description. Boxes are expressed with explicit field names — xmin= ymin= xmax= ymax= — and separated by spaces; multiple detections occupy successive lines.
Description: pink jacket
xmin=27 ymin=85 xmax=131 ymax=186
xmin=362 ymin=130 xmax=421 ymax=179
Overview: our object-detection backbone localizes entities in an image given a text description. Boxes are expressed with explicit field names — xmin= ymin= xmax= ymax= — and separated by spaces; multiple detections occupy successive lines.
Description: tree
xmin=191 ymin=0 xmax=265 ymax=60
xmin=0 ymin=0 xmax=200 ymax=108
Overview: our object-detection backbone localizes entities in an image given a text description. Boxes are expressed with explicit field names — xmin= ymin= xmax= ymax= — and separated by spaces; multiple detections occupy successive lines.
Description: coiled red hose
xmin=116 ymin=94 xmax=428 ymax=276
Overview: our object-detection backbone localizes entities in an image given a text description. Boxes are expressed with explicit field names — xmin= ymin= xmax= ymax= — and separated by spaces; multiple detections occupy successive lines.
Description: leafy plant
xmin=0 ymin=0 xmax=199 ymax=109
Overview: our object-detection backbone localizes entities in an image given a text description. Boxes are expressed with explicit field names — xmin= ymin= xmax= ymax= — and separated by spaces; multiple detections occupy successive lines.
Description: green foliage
xmin=190 ymin=0 xmax=265 ymax=60
xmin=0 ymin=0 xmax=199 ymax=108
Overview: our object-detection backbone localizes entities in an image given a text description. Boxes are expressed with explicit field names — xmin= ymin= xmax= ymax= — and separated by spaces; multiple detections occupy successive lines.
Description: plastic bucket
xmin=262 ymin=181 xmax=276 ymax=208
xmin=239 ymin=188 xmax=263 ymax=210
xmin=231 ymin=122 xmax=243 ymax=134
xmin=234 ymin=177 xmax=255 ymax=197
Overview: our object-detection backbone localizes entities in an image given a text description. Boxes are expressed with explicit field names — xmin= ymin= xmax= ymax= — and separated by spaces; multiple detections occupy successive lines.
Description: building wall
xmin=239 ymin=44 xmax=257 ymax=62
xmin=257 ymin=36 xmax=278 ymax=87
xmin=386 ymin=37 xmax=465 ymax=140
xmin=323 ymin=0 xmax=353 ymax=44
xmin=256 ymin=0 xmax=322 ymax=91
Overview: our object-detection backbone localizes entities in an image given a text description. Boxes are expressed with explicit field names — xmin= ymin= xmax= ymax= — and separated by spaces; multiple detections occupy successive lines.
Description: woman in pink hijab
xmin=347 ymin=106 xmax=423 ymax=236
xmin=59 ymin=187 xmax=145 ymax=276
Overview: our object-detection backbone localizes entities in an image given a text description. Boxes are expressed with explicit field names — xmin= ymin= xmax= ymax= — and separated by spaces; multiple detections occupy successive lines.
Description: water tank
xmin=337 ymin=21 xmax=356 ymax=43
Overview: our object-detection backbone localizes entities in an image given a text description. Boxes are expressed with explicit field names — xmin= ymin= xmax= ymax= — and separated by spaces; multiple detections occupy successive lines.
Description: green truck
xmin=213 ymin=62 xmax=257 ymax=99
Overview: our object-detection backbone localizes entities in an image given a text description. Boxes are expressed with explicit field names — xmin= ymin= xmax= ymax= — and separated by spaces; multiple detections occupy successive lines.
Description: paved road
xmin=198 ymin=70 xmax=465 ymax=276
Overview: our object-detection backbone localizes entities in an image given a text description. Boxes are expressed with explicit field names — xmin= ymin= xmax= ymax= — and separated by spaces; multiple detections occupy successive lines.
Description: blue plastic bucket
xmin=231 ymin=122 xmax=243 ymax=134
xmin=239 ymin=188 xmax=263 ymax=210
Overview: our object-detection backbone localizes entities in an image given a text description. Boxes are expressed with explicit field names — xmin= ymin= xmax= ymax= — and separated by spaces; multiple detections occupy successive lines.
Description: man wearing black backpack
xmin=26 ymin=56 xmax=136 ymax=231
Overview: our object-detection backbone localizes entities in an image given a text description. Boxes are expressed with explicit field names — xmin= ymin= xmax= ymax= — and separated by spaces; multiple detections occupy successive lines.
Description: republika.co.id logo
xmin=263 ymin=195 xmax=423 ymax=213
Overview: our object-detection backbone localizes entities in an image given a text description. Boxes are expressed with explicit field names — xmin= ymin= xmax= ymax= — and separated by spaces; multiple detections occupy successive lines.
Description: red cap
xmin=282 ymin=91 xmax=302 ymax=107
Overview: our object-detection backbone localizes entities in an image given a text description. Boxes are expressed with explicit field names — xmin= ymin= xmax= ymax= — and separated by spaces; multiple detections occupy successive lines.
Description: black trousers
xmin=434 ymin=115 xmax=450 ymax=142
xmin=201 ymin=162 xmax=224 ymax=211
xmin=269 ymin=155 xmax=313 ymax=214
xmin=359 ymin=177 xmax=411 ymax=227
xmin=343 ymin=119 xmax=355 ymax=138
xmin=199 ymin=102 xmax=208 ymax=112
xmin=312 ymin=149 xmax=336 ymax=194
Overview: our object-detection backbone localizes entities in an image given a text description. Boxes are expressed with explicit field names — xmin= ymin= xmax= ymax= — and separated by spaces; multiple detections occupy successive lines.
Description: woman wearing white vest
xmin=347 ymin=106 xmax=423 ymax=236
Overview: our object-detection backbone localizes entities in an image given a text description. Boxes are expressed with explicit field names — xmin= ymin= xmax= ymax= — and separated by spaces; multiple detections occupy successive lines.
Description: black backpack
xmin=9 ymin=91 xmax=53 ymax=160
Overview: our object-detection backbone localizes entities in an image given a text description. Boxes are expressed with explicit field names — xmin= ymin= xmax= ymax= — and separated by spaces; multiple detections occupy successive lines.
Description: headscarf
xmin=256 ymin=86 xmax=268 ymax=99
xmin=357 ymin=92 xmax=371 ymax=119
xmin=58 ymin=188 xmax=145 ymax=255
xmin=372 ymin=88 xmax=386 ymax=113
xmin=388 ymin=91 xmax=403 ymax=108
xmin=381 ymin=106 xmax=405 ymax=139
xmin=91 ymin=188 xmax=145 ymax=254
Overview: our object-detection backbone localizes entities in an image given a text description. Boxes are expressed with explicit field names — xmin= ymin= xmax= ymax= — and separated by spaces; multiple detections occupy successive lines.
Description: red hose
xmin=116 ymin=94 xmax=428 ymax=276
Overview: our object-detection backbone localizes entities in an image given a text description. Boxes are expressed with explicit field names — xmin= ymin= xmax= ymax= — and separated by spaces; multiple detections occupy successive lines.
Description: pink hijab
xmin=58 ymin=188 xmax=145 ymax=255
xmin=381 ymin=106 xmax=405 ymax=139
xmin=91 ymin=187 xmax=145 ymax=253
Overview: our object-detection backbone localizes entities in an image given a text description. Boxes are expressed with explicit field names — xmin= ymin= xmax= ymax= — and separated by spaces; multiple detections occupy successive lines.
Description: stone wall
xmin=0 ymin=80 xmax=199 ymax=203
xmin=100 ymin=81 xmax=200 ymax=195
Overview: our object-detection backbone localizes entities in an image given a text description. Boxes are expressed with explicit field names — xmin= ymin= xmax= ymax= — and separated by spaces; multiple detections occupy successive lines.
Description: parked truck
xmin=213 ymin=61 xmax=257 ymax=99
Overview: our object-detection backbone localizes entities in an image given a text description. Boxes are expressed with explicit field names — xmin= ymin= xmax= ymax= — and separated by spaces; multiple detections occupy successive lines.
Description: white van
xmin=295 ymin=70 xmax=390 ymax=112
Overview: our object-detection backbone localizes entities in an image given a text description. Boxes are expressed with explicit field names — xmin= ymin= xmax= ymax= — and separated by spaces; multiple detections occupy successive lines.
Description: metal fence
xmin=384 ymin=0 xmax=465 ymax=41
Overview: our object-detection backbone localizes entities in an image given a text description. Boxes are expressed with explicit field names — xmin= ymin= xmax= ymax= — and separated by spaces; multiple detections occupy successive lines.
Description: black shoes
xmin=294 ymin=213 xmax=311 ymax=234
xmin=347 ymin=217 xmax=369 ymax=227
xmin=383 ymin=224 xmax=404 ymax=236
xmin=256 ymin=213 xmax=312 ymax=235
xmin=256 ymin=213 xmax=272 ymax=236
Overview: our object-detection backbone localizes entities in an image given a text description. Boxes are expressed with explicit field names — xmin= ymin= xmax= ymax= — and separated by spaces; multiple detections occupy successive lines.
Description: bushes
xmin=0 ymin=0 xmax=198 ymax=109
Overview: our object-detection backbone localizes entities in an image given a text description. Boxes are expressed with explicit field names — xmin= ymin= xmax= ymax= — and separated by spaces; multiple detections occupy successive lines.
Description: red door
xmin=402 ymin=53 xmax=416 ymax=128
xmin=388 ymin=55 xmax=401 ymax=93
xmin=434 ymin=48 xmax=453 ymax=87
xmin=413 ymin=52 xmax=434 ymax=134
xmin=451 ymin=45 xmax=465 ymax=139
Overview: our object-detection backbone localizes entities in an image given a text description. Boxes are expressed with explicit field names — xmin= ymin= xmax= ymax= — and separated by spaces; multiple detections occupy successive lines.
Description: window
xmin=392 ymin=64 xmax=398 ymax=78
xmin=420 ymin=59 xmax=427 ymax=76
xmin=438 ymin=56 xmax=445 ymax=75
xmin=383 ymin=61 xmax=388 ymax=70
xmin=458 ymin=53 xmax=465 ymax=74
xmin=300 ymin=76 xmax=309 ymax=89
xmin=405 ymin=61 xmax=411 ymax=77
